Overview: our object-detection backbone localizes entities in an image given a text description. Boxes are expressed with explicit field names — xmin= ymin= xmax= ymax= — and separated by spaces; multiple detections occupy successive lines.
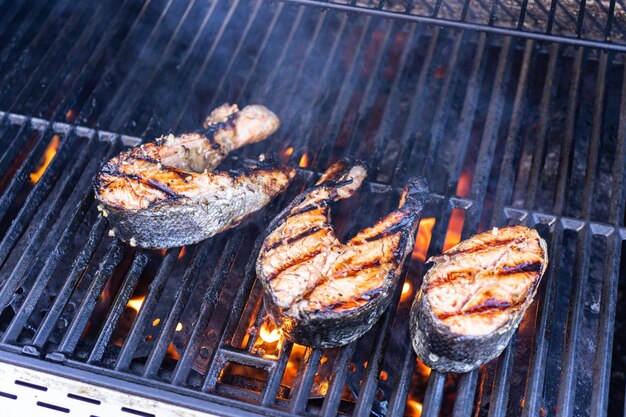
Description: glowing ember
xmin=152 ymin=318 xmax=160 ymax=326
xmin=411 ymin=218 xmax=435 ymax=262
xmin=178 ymin=246 xmax=187 ymax=260
xmin=401 ymin=282 xmax=412 ymax=302
xmin=126 ymin=296 xmax=145 ymax=313
xmin=406 ymin=400 xmax=423 ymax=416
xmin=176 ymin=322 xmax=183 ymax=332
xmin=298 ymin=153 xmax=309 ymax=168
xmin=65 ymin=109 xmax=76 ymax=122
xmin=283 ymin=147 xmax=294 ymax=157
xmin=259 ymin=321 xmax=281 ymax=344
xmin=29 ymin=135 xmax=60 ymax=183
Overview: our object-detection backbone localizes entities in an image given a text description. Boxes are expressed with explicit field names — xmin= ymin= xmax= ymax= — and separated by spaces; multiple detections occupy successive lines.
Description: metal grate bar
xmin=0 ymin=1 xmax=61 ymax=77
xmin=464 ymin=37 xmax=513 ymax=235
xmin=1 ymin=1 xmax=97 ymax=112
xmin=54 ymin=239 xmax=125 ymax=355
xmin=452 ymin=371 xmax=479 ymax=417
xmin=256 ymin=8 xmax=307 ymax=103
xmin=172 ymin=0 xmax=243 ymax=131
xmin=492 ymin=39 xmax=535 ymax=224
xmin=525 ymin=44 xmax=559 ymax=207
xmin=589 ymin=229 xmax=622 ymax=416
xmin=0 ymin=134 xmax=97 ymax=307
xmin=0 ymin=123 xmax=32 ymax=180
xmin=0 ymin=134 xmax=100 ymax=300
xmin=114 ymin=247 xmax=181 ymax=371
xmin=553 ymin=48 xmax=584 ymax=215
xmin=520 ymin=218 xmax=563 ymax=417
xmin=0 ymin=129 xmax=55 ymax=223
xmin=420 ymin=31 xmax=467 ymax=179
xmin=288 ymin=347 xmax=322 ymax=413
xmin=581 ymin=51 xmax=608 ymax=220
xmin=390 ymin=27 xmax=441 ymax=184
xmin=320 ymin=343 xmax=356 ymax=417
xmin=446 ymin=33 xmax=489 ymax=189
xmin=142 ymin=240 xmax=214 ymax=378
xmin=486 ymin=332 xmax=517 ymax=417
xmin=0 ymin=135 xmax=95 ymax=344
xmin=0 ymin=130 xmax=73 ymax=263
xmin=386 ymin=333 xmax=417 ymax=416
xmin=261 ymin=340 xmax=293 ymax=405
xmin=87 ymin=251 xmax=151 ymax=364
xmin=555 ymin=224 xmax=592 ymax=417
xmin=170 ymin=235 xmax=243 ymax=385
xmin=42 ymin=0 xmax=143 ymax=121
xmin=29 ymin=216 xmax=108 ymax=351
xmin=208 ymin=0 xmax=266 ymax=111
xmin=281 ymin=12 xmax=350 ymax=163
xmin=609 ymin=63 xmax=626 ymax=225
xmin=421 ymin=371 xmax=446 ymax=417
xmin=309 ymin=16 xmax=376 ymax=168
xmin=369 ymin=23 xmax=421 ymax=179
xmin=101 ymin=0 xmax=189 ymax=131
xmin=201 ymin=247 xmax=262 ymax=391
xmin=344 ymin=22 xmax=401 ymax=157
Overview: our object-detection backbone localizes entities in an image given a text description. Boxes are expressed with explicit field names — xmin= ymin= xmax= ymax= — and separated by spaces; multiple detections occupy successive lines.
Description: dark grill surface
xmin=0 ymin=1 xmax=625 ymax=416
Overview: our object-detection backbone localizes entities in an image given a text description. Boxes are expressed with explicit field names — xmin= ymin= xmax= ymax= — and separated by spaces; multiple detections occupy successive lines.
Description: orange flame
xmin=126 ymin=296 xmax=145 ymax=313
xmin=406 ymin=400 xmax=423 ymax=416
xmin=30 ymin=135 xmax=60 ymax=183
xmin=411 ymin=218 xmax=435 ymax=262
xmin=441 ymin=171 xmax=471 ymax=251
xmin=298 ymin=153 xmax=309 ymax=168
xmin=283 ymin=147 xmax=294 ymax=157
xmin=456 ymin=171 xmax=472 ymax=197
xmin=443 ymin=208 xmax=465 ymax=252
xmin=167 ymin=342 xmax=179 ymax=360
xmin=178 ymin=246 xmax=187 ymax=260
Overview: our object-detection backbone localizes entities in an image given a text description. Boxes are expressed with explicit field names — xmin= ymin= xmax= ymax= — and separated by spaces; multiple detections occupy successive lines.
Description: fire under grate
xmin=1 ymin=1 xmax=626 ymax=416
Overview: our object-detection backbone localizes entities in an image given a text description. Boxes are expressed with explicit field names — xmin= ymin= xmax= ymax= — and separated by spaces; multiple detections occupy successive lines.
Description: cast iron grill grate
xmin=0 ymin=0 xmax=625 ymax=416
xmin=279 ymin=0 xmax=626 ymax=52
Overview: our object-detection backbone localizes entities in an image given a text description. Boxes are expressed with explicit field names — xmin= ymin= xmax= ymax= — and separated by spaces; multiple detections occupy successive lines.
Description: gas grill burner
xmin=0 ymin=0 xmax=625 ymax=416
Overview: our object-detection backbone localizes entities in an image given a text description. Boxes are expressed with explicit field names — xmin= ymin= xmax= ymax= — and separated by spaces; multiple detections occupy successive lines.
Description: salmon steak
xmin=94 ymin=104 xmax=295 ymax=249
xmin=256 ymin=160 xmax=429 ymax=348
xmin=410 ymin=225 xmax=548 ymax=372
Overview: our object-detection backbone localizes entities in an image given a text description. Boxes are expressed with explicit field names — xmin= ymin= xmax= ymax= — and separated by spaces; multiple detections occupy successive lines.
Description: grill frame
xmin=0 ymin=1 xmax=625 ymax=416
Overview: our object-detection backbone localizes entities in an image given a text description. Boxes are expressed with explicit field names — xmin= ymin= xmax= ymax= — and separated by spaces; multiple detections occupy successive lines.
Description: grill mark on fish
xmin=265 ymin=247 xmax=325 ymax=282
xmin=433 ymin=237 xmax=516 ymax=260
xmin=265 ymin=225 xmax=327 ymax=251
xmin=437 ymin=298 xmax=518 ymax=319
xmin=106 ymin=171 xmax=181 ymax=199
xmin=499 ymin=261 xmax=543 ymax=274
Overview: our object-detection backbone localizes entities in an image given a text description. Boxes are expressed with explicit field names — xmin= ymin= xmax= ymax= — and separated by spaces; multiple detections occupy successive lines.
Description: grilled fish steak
xmin=94 ymin=104 xmax=295 ymax=249
xmin=410 ymin=225 xmax=548 ymax=372
xmin=257 ymin=160 xmax=429 ymax=348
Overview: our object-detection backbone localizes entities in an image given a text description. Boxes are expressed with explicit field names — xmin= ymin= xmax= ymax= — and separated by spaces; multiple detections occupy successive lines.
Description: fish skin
xmin=257 ymin=159 xmax=429 ymax=348
xmin=94 ymin=104 xmax=295 ymax=249
xmin=410 ymin=226 xmax=548 ymax=373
